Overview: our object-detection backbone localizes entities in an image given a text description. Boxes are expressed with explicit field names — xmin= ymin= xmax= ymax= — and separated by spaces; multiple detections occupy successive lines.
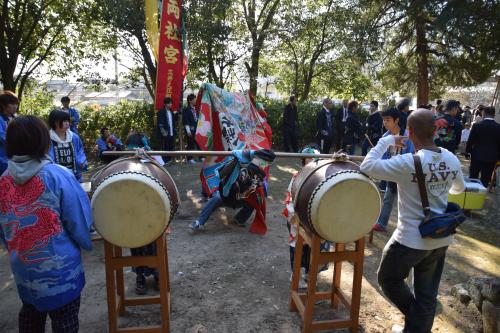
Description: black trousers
xmin=283 ymin=127 xmax=298 ymax=152
xmin=160 ymin=135 xmax=175 ymax=163
xmin=19 ymin=297 xmax=80 ymax=333
xmin=335 ymin=124 xmax=345 ymax=151
xmin=186 ymin=135 xmax=201 ymax=161
xmin=378 ymin=241 xmax=447 ymax=333
xmin=317 ymin=134 xmax=333 ymax=154
xmin=469 ymin=159 xmax=496 ymax=187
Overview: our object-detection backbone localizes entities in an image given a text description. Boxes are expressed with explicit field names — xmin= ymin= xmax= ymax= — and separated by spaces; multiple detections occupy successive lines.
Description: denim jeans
xmin=376 ymin=182 xmax=397 ymax=228
xmin=378 ymin=241 xmax=448 ymax=333
xmin=197 ymin=191 xmax=254 ymax=225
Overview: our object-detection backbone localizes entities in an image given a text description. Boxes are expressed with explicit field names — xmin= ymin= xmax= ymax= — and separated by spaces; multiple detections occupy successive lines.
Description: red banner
xmin=155 ymin=0 xmax=183 ymax=111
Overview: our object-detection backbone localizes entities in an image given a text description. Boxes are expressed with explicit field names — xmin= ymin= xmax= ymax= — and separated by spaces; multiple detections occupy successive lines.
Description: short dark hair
xmin=347 ymin=100 xmax=358 ymax=112
xmin=6 ymin=116 xmax=50 ymax=159
xmin=61 ymin=96 xmax=70 ymax=103
xmin=370 ymin=100 xmax=378 ymax=108
xmin=444 ymin=99 xmax=460 ymax=112
xmin=100 ymin=127 xmax=109 ymax=136
xmin=483 ymin=107 xmax=495 ymax=117
xmin=409 ymin=109 xmax=435 ymax=141
xmin=163 ymin=97 xmax=172 ymax=105
xmin=436 ymin=99 xmax=442 ymax=105
xmin=397 ymin=98 xmax=410 ymax=111
xmin=0 ymin=91 xmax=19 ymax=112
xmin=418 ymin=104 xmax=429 ymax=109
xmin=381 ymin=107 xmax=400 ymax=120
xmin=289 ymin=96 xmax=296 ymax=102
xmin=48 ymin=109 xmax=70 ymax=130
xmin=187 ymin=94 xmax=196 ymax=103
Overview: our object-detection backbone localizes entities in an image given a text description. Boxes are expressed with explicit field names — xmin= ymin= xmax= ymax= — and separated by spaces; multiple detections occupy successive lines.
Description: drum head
xmin=309 ymin=171 xmax=381 ymax=243
xmin=91 ymin=172 xmax=171 ymax=248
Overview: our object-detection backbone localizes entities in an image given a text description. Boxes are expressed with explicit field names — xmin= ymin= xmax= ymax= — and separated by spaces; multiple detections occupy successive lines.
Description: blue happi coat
xmin=0 ymin=156 xmax=93 ymax=311
xmin=48 ymin=129 xmax=87 ymax=182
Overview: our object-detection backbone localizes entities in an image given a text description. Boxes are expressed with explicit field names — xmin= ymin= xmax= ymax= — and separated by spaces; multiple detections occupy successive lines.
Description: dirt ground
xmin=1 ymin=157 xmax=499 ymax=332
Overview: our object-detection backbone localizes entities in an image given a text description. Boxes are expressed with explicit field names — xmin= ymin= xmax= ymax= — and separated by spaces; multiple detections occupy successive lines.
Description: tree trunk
xmin=301 ymin=67 xmax=314 ymax=102
xmin=246 ymin=46 xmax=260 ymax=96
xmin=0 ymin=74 xmax=16 ymax=93
xmin=292 ymin=62 xmax=299 ymax=97
xmin=136 ymin=32 xmax=157 ymax=100
xmin=415 ymin=16 xmax=429 ymax=106
xmin=0 ymin=61 xmax=17 ymax=94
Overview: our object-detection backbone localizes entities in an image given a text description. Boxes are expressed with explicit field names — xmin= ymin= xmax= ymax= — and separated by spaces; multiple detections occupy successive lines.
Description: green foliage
xmin=362 ymin=0 xmax=500 ymax=101
xmin=18 ymin=82 xmax=56 ymax=116
xmin=0 ymin=0 xmax=112 ymax=98
xmin=186 ymin=0 xmax=243 ymax=88
xmin=100 ymin=0 xmax=156 ymax=99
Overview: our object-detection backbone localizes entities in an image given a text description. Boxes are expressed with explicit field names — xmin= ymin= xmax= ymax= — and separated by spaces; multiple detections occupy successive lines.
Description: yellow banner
xmin=144 ymin=0 xmax=159 ymax=60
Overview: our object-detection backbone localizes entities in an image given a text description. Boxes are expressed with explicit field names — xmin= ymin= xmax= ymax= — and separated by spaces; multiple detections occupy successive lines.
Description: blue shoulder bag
xmin=413 ymin=155 xmax=467 ymax=239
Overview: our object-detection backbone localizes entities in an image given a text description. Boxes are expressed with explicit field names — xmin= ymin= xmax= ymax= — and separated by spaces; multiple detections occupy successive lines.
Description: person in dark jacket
xmin=342 ymin=101 xmax=363 ymax=155
xmin=362 ymin=100 xmax=383 ymax=155
xmin=334 ymin=99 xmax=349 ymax=150
xmin=466 ymin=107 xmax=500 ymax=187
xmin=434 ymin=99 xmax=462 ymax=154
xmin=157 ymin=97 xmax=178 ymax=164
xmin=182 ymin=93 xmax=199 ymax=164
xmin=316 ymin=98 xmax=334 ymax=154
xmin=397 ymin=98 xmax=411 ymax=134
xmin=283 ymin=96 xmax=298 ymax=152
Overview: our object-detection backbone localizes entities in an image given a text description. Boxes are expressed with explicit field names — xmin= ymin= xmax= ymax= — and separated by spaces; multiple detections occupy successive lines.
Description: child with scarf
xmin=48 ymin=110 xmax=87 ymax=182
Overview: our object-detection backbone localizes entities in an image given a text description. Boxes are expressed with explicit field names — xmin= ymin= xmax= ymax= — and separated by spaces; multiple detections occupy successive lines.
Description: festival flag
xmin=194 ymin=83 xmax=272 ymax=196
xmin=155 ymin=0 xmax=184 ymax=111
xmin=144 ymin=0 xmax=159 ymax=60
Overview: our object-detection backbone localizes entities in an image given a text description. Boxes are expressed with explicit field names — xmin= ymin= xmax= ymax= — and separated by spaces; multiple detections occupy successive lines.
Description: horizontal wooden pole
xmin=123 ymin=296 xmax=162 ymax=306
xmin=102 ymin=150 xmax=365 ymax=162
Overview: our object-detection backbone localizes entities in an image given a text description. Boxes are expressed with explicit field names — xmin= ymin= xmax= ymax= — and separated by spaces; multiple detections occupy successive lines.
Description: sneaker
xmin=135 ymin=275 xmax=147 ymax=295
xmin=290 ymin=272 xmax=308 ymax=289
xmin=90 ymin=229 xmax=102 ymax=241
xmin=372 ymin=224 xmax=387 ymax=232
xmin=188 ymin=159 xmax=196 ymax=165
xmin=391 ymin=324 xmax=404 ymax=333
xmin=319 ymin=263 xmax=329 ymax=273
xmin=189 ymin=220 xmax=203 ymax=231
xmin=233 ymin=219 xmax=246 ymax=227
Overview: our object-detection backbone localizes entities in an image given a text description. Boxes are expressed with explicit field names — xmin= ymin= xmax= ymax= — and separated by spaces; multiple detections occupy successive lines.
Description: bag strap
xmin=413 ymin=154 xmax=431 ymax=218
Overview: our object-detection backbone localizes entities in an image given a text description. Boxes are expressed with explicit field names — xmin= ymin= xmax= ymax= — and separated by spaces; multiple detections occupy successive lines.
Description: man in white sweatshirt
xmin=360 ymin=109 xmax=465 ymax=333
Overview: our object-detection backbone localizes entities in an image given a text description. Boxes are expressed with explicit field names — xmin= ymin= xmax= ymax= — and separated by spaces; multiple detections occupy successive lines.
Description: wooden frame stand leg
xmin=289 ymin=227 xmax=365 ymax=332
xmin=104 ymin=234 xmax=171 ymax=333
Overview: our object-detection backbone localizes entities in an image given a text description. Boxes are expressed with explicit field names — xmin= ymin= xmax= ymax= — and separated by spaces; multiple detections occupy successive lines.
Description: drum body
xmin=90 ymin=155 xmax=179 ymax=248
xmin=291 ymin=160 xmax=381 ymax=243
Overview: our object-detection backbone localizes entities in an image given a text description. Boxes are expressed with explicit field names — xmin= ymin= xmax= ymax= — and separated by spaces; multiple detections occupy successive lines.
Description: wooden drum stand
xmin=104 ymin=234 xmax=171 ymax=333
xmin=289 ymin=226 xmax=365 ymax=332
